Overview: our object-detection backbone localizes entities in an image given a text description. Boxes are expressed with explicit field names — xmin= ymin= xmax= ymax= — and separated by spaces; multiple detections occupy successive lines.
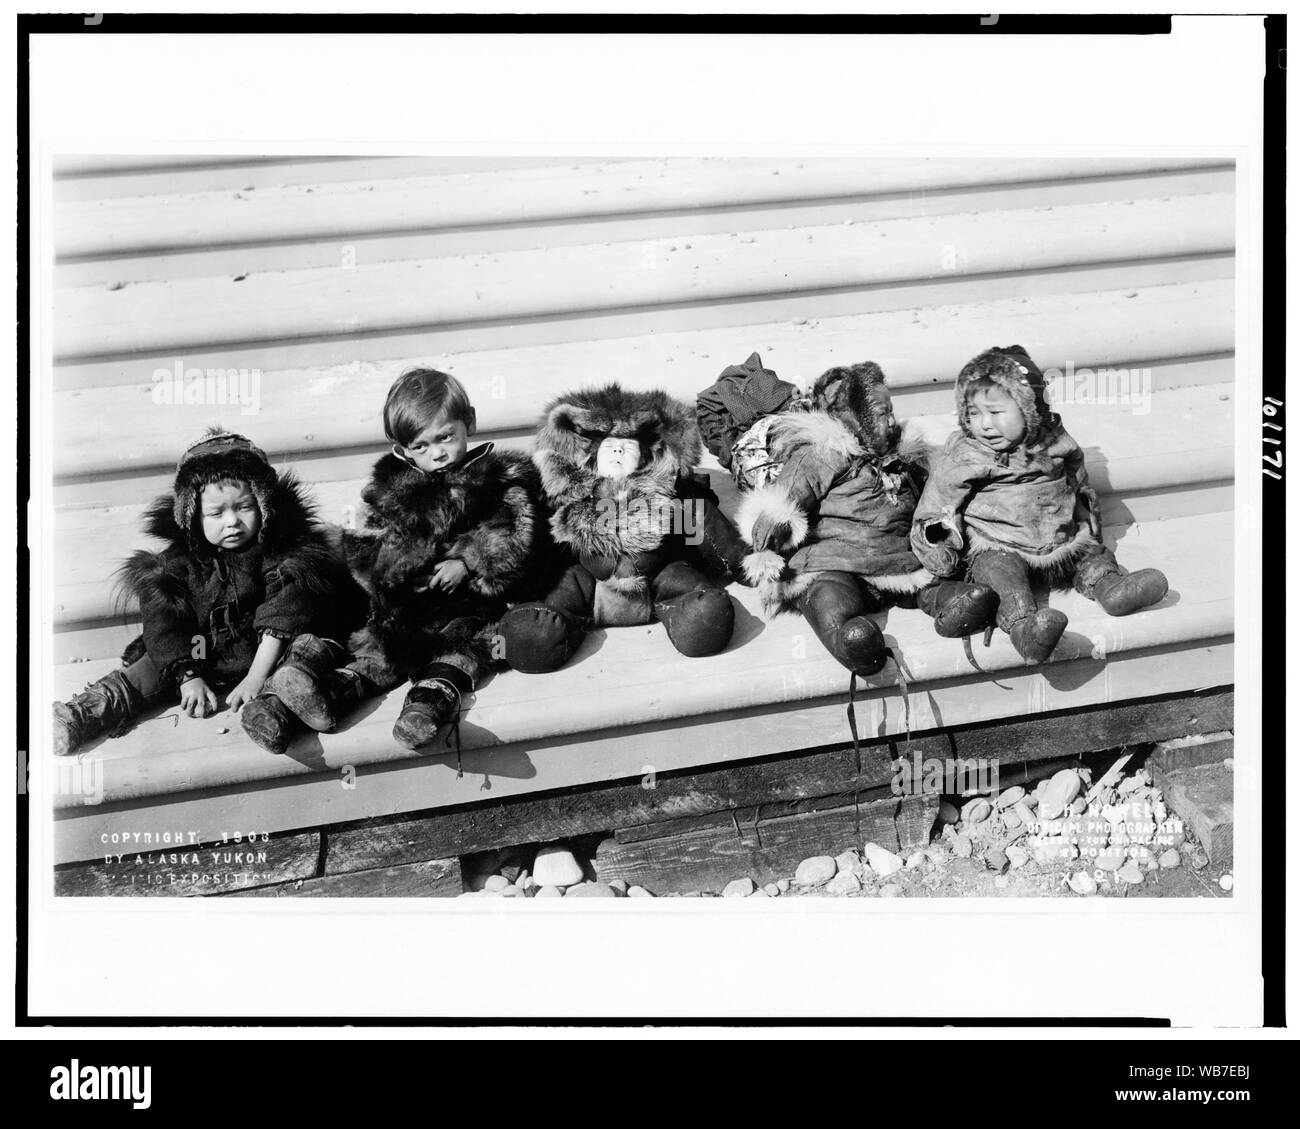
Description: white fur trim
xmin=741 ymin=549 xmax=785 ymax=587
xmin=769 ymin=410 xmax=864 ymax=459
xmin=736 ymin=484 xmax=809 ymax=548
xmin=766 ymin=569 xmax=818 ymax=616
xmin=867 ymin=567 xmax=935 ymax=595
xmin=968 ymin=525 xmax=1098 ymax=570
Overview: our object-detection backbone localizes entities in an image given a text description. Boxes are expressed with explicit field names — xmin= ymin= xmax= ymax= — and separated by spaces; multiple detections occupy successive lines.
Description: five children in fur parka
xmin=910 ymin=345 xmax=1169 ymax=664
xmin=497 ymin=383 xmax=748 ymax=673
xmin=248 ymin=368 xmax=553 ymax=753
xmin=738 ymin=362 xmax=999 ymax=677
xmin=52 ymin=429 xmax=368 ymax=756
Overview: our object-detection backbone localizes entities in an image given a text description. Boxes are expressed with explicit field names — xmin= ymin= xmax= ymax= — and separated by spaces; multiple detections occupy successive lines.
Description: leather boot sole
xmin=836 ymin=616 xmax=888 ymax=676
xmin=239 ymin=695 xmax=296 ymax=755
xmin=392 ymin=707 xmax=446 ymax=750
xmin=267 ymin=665 xmax=336 ymax=732
xmin=1009 ymin=608 xmax=1068 ymax=664
xmin=931 ymin=584 xmax=999 ymax=639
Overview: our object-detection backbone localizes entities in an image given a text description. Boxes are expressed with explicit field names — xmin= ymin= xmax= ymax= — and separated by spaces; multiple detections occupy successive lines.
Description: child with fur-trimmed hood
xmin=52 ymin=429 xmax=368 ymax=756
xmin=910 ymin=345 xmax=1168 ymax=663
xmin=738 ymin=362 xmax=999 ymax=676
xmin=496 ymin=383 xmax=747 ymax=672
xmin=247 ymin=368 xmax=553 ymax=753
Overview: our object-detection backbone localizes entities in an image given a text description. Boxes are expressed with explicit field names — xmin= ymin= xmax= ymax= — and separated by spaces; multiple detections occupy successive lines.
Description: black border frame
xmin=15 ymin=10 xmax=1283 ymax=1032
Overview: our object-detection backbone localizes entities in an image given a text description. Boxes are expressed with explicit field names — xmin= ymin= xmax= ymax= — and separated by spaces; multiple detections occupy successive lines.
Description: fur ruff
xmin=736 ymin=483 xmax=810 ymax=549
xmin=968 ymin=524 xmax=1098 ymax=586
xmin=741 ymin=549 xmax=786 ymax=587
xmin=532 ymin=383 xmax=702 ymax=558
xmin=546 ymin=474 xmax=679 ymax=559
xmin=114 ymin=472 xmax=329 ymax=616
xmin=171 ymin=427 xmax=280 ymax=552
xmin=955 ymin=345 xmax=1056 ymax=443
xmin=867 ymin=567 xmax=936 ymax=595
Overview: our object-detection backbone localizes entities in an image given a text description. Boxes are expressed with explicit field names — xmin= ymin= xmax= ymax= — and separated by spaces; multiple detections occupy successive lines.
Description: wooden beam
xmin=325 ymin=687 xmax=1231 ymax=865
xmin=228 ymin=857 xmax=461 ymax=898
xmin=592 ymin=793 xmax=938 ymax=894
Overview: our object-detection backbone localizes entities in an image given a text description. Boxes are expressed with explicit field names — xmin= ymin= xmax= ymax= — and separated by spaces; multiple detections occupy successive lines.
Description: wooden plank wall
xmin=51 ymin=155 xmax=1233 ymax=667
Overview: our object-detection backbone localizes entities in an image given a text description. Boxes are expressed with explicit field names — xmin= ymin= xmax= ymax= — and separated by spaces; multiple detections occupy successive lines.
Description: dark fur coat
xmin=117 ymin=474 xmax=368 ymax=686
xmin=532 ymin=384 xmax=746 ymax=596
xmin=340 ymin=443 xmax=549 ymax=671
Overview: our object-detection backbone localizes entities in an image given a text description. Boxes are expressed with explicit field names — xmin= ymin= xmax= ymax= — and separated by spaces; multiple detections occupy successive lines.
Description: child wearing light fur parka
xmin=909 ymin=344 xmax=1169 ymax=664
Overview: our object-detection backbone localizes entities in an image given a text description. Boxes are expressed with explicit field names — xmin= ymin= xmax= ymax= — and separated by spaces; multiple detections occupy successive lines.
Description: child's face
xmin=967 ymin=384 xmax=1027 ymax=451
xmin=200 ymin=481 xmax=261 ymax=550
xmin=400 ymin=411 xmax=475 ymax=473
xmin=860 ymin=388 xmax=899 ymax=455
xmin=594 ymin=436 xmax=643 ymax=479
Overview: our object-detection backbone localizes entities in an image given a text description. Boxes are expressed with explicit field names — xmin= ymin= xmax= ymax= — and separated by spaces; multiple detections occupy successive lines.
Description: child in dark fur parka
xmin=496 ymin=382 xmax=748 ymax=672
xmin=738 ymin=362 xmax=999 ymax=676
xmin=52 ymin=429 xmax=368 ymax=756
xmin=249 ymin=368 xmax=551 ymax=751
xmin=909 ymin=345 xmax=1169 ymax=664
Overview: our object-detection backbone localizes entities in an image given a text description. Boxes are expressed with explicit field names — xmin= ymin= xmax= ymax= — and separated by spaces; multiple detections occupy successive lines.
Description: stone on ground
xmin=534 ymin=885 xmax=564 ymax=898
xmin=825 ymin=870 xmax=862 ymax=896
xmin=834 ymin=849 xmax=864 ymax=877
xmin=795 ymin=855 xmax=837 ymax=887
xmin=1117 ymin=861 xmax=1144 ymax=885
xmin=862 ymin=842 xmax=904 ymax=877
xmin=627 ymin=885 xmax=654 ymax=897
xmin=532 ymin=845 xmax=585 ymax=888
xmin=723 ymin=877 xmax=756 ymax=898
xmin=565 ymin=882 xmax=619 ymax=898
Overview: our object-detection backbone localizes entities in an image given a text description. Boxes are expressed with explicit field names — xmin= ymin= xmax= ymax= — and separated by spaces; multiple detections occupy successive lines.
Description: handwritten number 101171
xmin=1263 ymin=397 xmax=1283 ymax=480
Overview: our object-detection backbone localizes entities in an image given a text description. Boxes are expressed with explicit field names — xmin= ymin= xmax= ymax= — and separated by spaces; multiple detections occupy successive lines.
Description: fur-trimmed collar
xmin=767 ymin=410 xmax=929 ymax=473
xmin=361 ymin=443 xmax=532 ymax=541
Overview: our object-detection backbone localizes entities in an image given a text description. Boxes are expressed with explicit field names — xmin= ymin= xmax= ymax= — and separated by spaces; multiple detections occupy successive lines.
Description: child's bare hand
xmin=179 ymin=677 xmax=219 ymax=718
xmin=423 ymin=559 xmax=468 ymax=592
xmin=225 ymin=675 xmax=266 ymax=712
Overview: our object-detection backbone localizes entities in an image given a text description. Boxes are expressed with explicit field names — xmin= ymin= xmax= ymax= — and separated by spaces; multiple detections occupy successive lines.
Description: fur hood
xmin=810 ymin=361 xmax=904 ymax=460
xmin=532 ymin=384 xmax=705 ymax=561
xmin=128 ymin=471 xmax=323 ymax=570
xmin=114 ymin=473 xmax=365 ymax=683
xmin=170 ymin=427 xmax=280 ymax=552
xmin=955 ymin=344 xmax=1056 ymax=444
xmin=532 ymin=384 xmax=703 ymax=504
xmin=116 ymin=472 xmax=344 ymax=615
